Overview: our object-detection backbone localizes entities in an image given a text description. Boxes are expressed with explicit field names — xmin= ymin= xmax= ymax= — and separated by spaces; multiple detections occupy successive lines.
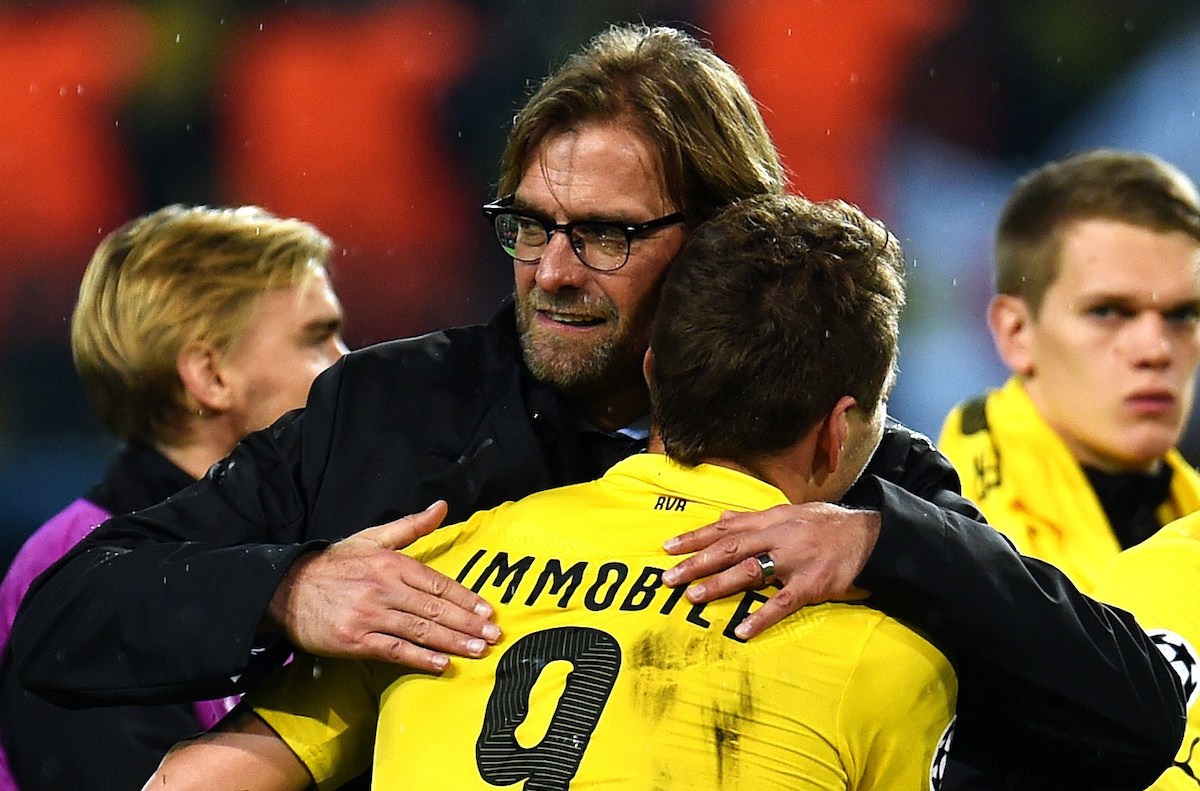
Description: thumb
xmin=358 ymin=500 xmax=449 ymax=550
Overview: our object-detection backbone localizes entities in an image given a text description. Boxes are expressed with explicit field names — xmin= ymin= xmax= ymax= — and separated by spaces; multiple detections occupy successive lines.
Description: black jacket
xmin=10 ymin=303 xmax=1184 ymax=789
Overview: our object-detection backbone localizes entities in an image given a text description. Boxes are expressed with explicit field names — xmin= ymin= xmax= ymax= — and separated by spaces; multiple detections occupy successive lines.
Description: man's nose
xmin=533 ymin=231 xmax=589 ymax=291
xmin=1125 ymin=312 xmax=1173 ymax=367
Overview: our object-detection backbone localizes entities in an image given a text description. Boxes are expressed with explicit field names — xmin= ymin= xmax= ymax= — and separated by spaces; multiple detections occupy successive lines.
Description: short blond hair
xmin=71 ymin=204 xmax=333 ymax=446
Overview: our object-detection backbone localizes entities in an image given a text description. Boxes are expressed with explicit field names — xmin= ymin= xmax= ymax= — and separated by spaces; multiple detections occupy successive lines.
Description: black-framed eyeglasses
xmin=482 ymin=195 xmax=686 ymax=272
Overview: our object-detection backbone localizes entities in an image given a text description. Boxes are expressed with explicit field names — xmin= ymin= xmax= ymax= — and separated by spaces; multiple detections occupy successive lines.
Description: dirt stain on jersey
xmin=627 ymin=630 xmax=755 ymax=786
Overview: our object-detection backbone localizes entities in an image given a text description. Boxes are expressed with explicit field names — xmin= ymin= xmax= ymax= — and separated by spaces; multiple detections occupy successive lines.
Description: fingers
xmin=269 ymin=520 xmax=502 ymax=668
xmin=357 ymin=500 xmax=449 ymax=550
xmin=357 ymin=632 xmax=456 ymax=673
xmin=728 ymin=574 xmax=869 ymax=641
xmin=659 ymin=503 xmax=881 ymax=643
xmin=375 ymin=557 xmax=501 ymax=645
xmin=665 ymin=554 xmax=764 ymax=599
xmin=355 ymin=594 xmax=507 ymax=672
xmin=733 ymin=587 xmax=800 ymax=640
xmin=662 ymin=529 xmax=759 ymax=588
xmin=662 ymin=509 xmax=755 ymax=555
xmin=395 ymin=552 xmax=494 ymax=619
xmin=355 ymin=616 xmax=493 ymax=674
xmin=337 ymin=553 xmax=499 ymax=664
xmin=674 ymin=558 xmax=809 ymax=641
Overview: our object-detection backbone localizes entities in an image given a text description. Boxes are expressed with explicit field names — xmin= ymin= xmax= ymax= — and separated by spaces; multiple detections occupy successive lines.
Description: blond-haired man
xmin=0 ymin=205 xmax=346 ymax=790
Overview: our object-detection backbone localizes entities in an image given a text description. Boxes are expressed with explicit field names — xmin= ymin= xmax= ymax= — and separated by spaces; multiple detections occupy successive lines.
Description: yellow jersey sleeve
xmin=1093 ymin=515 xmax=1200 ymax=790
xmin=249 ymin=651 xmax=386 ymax=791
xmin=246 ymin=515 xmax=486 ymax=790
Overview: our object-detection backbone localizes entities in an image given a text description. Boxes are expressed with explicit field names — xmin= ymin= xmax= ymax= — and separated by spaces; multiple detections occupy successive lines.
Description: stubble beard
xmin=516 ymin=292 xmax=642 ymax=399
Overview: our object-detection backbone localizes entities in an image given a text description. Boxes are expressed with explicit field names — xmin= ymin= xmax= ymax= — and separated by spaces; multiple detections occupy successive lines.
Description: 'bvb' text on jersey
xmin=1094 ymin=512 xmax=1200 ymax=790
xmin=252 ymin=454 xmax=958 ymax=790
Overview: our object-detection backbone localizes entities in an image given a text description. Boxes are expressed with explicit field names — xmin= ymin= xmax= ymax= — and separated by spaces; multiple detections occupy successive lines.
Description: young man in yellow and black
xmin=9 ymin=25 xmax=1183 ymax=790
xmin=939 ymin=150 xmax=1200 ymax=594
xmin=146 ymin=194 xmax=957 ymax=790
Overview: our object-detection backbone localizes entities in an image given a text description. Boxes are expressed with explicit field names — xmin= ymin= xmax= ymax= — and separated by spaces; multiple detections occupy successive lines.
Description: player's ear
xmin=989 ymin=294 xmax=1036 ymax=377
xmin=642 ymin=347 xmax=655 ymax=388
xmin=177 ymin=341 xmax=234 ymax=415
xmin=814 ymin=395 xmax=857 ymax=478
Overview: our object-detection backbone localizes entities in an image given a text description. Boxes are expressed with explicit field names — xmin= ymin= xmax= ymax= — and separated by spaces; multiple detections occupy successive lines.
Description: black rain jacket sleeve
xmin=11 ymin=316 xmax=578 ymax=704
xmin=849 ymin=420 xmax=1185 ymax=790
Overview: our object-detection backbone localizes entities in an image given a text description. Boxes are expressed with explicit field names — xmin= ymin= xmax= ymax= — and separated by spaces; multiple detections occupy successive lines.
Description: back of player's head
xmin=497 ymin=23 xmax=785 ymax=224
xmin=996 ymin=149 xmax=1200 ymax=313
xmin=651 ymin=193 xmax=905 ymax=467
xmin=72 ymin=204 xmax=333 ymax=446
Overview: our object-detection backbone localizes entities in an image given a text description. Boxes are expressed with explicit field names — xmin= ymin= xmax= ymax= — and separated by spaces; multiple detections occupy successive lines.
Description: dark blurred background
xmin=3 ymin=0 xmax=1200 ymax=575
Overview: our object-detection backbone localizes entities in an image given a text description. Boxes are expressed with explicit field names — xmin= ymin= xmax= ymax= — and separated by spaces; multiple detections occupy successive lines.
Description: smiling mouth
xmin=540 ymin=310 xmax=606 ymax=327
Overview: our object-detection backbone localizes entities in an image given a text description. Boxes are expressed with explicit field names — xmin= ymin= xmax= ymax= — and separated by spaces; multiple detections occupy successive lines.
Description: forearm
xmin=143 ymin=710 xmax=314 ymax=791
xmin=862 ymin=479 xmax=1183 ymax=787
xmin=12 ymin=420 xmax=320 ymax=704
xmin=11 ymin=531 xmax=312 ymax=705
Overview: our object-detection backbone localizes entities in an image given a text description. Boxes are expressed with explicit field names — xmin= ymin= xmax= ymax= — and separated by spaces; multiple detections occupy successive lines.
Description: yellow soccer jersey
xmin=253 ymin=454 xmax=958 ymax=790
xmin=1094 ymin=512 xmax=1200 ymax=790
xmin=938 ymin=377 xmax=1200 ymax=592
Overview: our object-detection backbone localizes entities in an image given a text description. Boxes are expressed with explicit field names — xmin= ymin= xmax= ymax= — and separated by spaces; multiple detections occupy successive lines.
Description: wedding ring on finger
xmin=754 ymin=552 xmax=777 ymax=583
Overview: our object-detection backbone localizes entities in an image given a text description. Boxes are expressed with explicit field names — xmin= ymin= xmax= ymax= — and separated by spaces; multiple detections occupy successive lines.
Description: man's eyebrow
xmin=1079 ymin=292 xmax=1200 ymax=311
xmin=508 ymin=198 xmax=641 ymax=225
xmin=1075 ymin=292 xmax=1136 ymax=306
xmin=303 ymin=316 xmax=344 ymax=335
xmin=1162 ymin=297 xmax=1200 ymax=314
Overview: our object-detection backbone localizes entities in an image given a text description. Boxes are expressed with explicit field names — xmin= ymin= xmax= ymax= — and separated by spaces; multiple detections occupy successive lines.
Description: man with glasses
xmin=11 ymin=23 xmax=1184 ymax=789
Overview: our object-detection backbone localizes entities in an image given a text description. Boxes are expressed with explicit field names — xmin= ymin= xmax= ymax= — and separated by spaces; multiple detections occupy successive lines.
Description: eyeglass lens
xmin=493 ymin=214 xmax=630 ymax=270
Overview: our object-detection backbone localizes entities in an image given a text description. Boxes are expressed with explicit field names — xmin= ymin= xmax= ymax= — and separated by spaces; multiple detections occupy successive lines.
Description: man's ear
xmin=988 ymin=294 xmax=1036 ymax=377
xmin=642 ymin=347 xmax=654 ymax=388
xmin=814 ymin=395 xmax=857 ymax=479
xmin=176 ymin=343 xmax=233 ymax=415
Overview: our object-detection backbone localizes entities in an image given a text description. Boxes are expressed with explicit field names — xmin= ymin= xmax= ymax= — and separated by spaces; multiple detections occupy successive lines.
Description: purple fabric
xmin=0 ymin=498 xmax=107 ymax=791
xmin=0 ymin=745 xmax=10 ymax=791
xmin=191 ymin=696 xmax=239 ymax=730
xmin=0 ymin=499 xmax=109 ymax=652
xmin=0 ymin=499 xmax=236 ymax=788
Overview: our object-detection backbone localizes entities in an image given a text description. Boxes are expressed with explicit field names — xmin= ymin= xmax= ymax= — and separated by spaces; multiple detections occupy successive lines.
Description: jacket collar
xmin=84 ymin=441 xmax=195 ymax=516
